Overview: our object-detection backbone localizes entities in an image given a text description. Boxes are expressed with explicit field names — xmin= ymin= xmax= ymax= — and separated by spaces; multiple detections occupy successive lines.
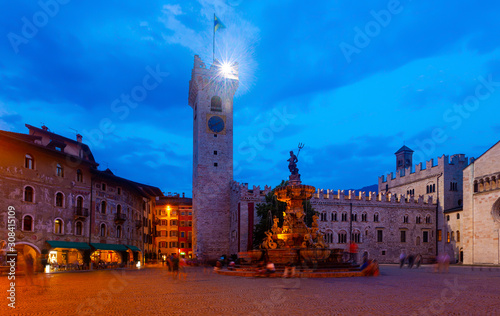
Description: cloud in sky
xmin=1 ymin=0 xmax=500 ymax=194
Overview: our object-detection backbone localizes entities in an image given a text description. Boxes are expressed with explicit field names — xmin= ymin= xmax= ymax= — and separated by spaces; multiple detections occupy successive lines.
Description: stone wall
xmin=229 ymin=180 xmax=436 ymax=264
xmin=379 ymin=154 xmax=468 ymax=259
xmin=189 ymin=55 xmax=239 ymax=260
xmin=463 ymin=141 xmax=500 ymax=265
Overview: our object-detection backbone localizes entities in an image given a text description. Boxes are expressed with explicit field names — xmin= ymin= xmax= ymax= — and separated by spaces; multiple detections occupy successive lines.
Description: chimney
xmin=76 ymin=134 xmax=83 ymax=143
xmin=41 ymin=125 xmax=48 ymax=131
xmin=182 ymin=192 xmax=185 ymax=198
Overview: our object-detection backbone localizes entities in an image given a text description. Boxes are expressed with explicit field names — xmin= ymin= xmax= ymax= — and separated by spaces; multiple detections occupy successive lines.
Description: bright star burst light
xmin=219 ymin=61 xmax=236 ymax=79
xmin=202 ymin=14 xmax=258 ymax=96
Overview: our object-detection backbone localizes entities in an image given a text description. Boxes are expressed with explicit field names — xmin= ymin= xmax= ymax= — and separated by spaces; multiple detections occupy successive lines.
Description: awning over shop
xmin=46 ymin=241 xmax=91 ymax=250
xmin=125 ymin=245 xmax=142 ymax=252
xmin=90 ymin=243 xmax=128 ymax=251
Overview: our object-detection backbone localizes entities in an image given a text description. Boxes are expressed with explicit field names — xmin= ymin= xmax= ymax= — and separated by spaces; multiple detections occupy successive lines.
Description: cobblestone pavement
xmin=1 ymin=264 xmax=500 ymax=315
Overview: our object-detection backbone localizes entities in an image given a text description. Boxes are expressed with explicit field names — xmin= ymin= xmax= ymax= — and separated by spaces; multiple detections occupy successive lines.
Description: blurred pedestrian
xmin=349 ymin=241 xmax=358 ymax=264
xmin=179 ymin=257 xmax=187 ymax=280
xmin=167 ymin=254 xmax=173 ymax=273
xmin=399 ymin=251 xmax=406 ymax=268
xmin=360 ymin=252 xmax=370 ymax=270
xmin=265 ymin=260 xmax=276 ymax=276
xmin=24 ymin=253 xmax=35 ymax=286
xmin=171 ymin=253 xmax=180 ymax=280
xmin=283 ymin=260 xmax=296 ymax=278
xmin=443 ymin=253 xmax=450 ymax=273
xmin=414 ymin=254 xmax=422 ymax=268
xmin=214 ymin=260 xmax=222 ymax=273
xmin=407 ymin=254 xmax=415 ymax=268
xmin=39 ymin=254 xmax=49 ymax=289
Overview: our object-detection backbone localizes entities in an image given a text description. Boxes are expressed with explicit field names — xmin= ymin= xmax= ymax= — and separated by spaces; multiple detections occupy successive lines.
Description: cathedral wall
xmin=463 ymin=142 xmax=500 ymax=265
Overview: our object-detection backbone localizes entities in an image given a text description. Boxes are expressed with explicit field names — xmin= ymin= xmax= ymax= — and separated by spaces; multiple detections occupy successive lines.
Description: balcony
xmin=74 ymin=207 xmax=89 ymax=220
xmin=114 ymin=213 xmax=127 ymax=224
xmin=135 ymin=219 xmax=143 ymax=228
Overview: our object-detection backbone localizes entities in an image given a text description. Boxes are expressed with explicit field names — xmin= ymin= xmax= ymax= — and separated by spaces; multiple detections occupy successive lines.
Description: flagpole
xmin=213 ymin=13 xmax=215 ymax=64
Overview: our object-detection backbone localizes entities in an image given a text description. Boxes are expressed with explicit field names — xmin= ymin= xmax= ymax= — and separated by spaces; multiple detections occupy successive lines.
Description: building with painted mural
xmin=0 ymin=124 xmax=161 ymax=270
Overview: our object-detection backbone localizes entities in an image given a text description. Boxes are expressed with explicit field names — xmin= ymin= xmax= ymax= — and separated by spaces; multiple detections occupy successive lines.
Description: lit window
xmin=54 ymin=219 xmax=63 ymax=234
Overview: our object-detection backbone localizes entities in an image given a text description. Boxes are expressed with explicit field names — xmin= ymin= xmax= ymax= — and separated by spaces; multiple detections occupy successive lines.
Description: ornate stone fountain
xmin=219 ymin=145 xmax=367 ymax=276
xmin=256 ymin=145 xmax=333 ymax=265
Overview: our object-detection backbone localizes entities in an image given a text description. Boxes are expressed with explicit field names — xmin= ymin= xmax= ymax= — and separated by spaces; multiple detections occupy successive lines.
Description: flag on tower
xmin=214 ymin=14 xmax=226 ymax=32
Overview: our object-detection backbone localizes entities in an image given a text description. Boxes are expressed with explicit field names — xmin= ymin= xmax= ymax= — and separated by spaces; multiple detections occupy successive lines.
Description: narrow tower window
xmin=211 ymin=96 xmax=222 ymax=112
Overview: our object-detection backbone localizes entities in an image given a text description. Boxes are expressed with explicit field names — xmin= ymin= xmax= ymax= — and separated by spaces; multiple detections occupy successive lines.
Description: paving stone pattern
xmin=1 ymin=264 xmax=500 ymax=315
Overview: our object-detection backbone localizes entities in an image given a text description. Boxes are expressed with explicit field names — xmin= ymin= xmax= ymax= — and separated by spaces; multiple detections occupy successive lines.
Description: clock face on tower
xmin=208 ymin=115 xmax=225 ymax=133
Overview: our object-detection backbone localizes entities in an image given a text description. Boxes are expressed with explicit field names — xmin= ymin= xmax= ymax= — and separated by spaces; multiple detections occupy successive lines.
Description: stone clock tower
xmin=188 ymin=55 xmax=239 ymax=260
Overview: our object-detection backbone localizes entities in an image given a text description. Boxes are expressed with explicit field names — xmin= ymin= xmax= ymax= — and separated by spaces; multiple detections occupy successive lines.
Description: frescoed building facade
xmin=0 ymin=124 xmax=161 ymax=269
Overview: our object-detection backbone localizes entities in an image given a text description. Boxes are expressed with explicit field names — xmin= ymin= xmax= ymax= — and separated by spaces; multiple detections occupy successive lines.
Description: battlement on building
xmin=311 ymin=189 xmax=434 ymax=205
xmin=231 ymin=180 xmax=271 ymax=200
xmin=379 ymin=154 xmax=469 ymax=185
xmin=188 ymin=55 xmax=239 ymax=108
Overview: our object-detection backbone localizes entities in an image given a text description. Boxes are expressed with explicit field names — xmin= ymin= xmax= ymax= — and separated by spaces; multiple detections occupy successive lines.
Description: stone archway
xmin=492 ymin=197 xmax=500 ymax=222
xmin=15 ymin=241 xmax=41 ymax=256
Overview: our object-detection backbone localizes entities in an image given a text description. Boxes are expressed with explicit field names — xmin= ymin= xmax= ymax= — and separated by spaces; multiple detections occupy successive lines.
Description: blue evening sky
xmin=1 ymin=0 xmax=500 ymax=195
